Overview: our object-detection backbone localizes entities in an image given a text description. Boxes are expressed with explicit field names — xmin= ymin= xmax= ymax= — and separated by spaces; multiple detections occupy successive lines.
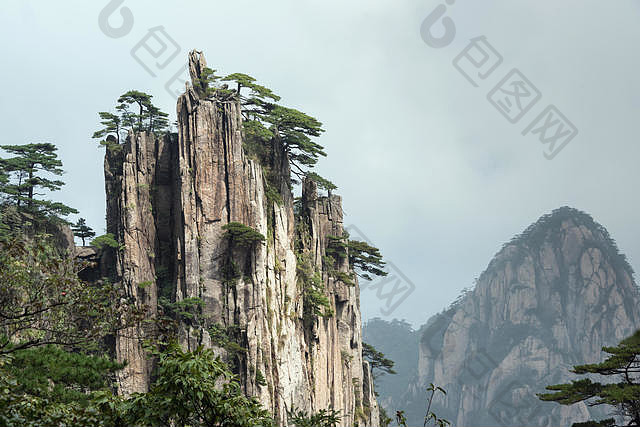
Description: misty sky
xmin=2 ymin=1 xmax=640 ymax=327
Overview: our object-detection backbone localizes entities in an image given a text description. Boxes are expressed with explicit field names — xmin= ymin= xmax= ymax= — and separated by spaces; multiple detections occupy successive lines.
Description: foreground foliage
xmin=0 ymin=236 xmax=135 ymax=355
xmin=287 ymin=407 xmax=341 ymax=427
xmin=0 ymin=341 xmax=347 ymax=427
xmin=395 ymin=383 xmax=450 ymax=427
xmin=539 ymin=330 xmax=640 ymax=427
xmin=0 ymin=344 xmax=274 ymax=427
xmin=0 ymin=233 xmax=345 ymax=426
xmin=110 ymin=344 xmax=275 ymax=427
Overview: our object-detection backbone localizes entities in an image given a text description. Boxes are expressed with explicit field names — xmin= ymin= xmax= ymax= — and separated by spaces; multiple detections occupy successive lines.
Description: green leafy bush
xmin=297 ymin=252 xmax=333 ymax=326
xmin=222 ymin=222 xmax=265 ymax=248
xmin=287 ymin=407 xmax=341 ymax=427
xmin=90 ymin=233 xmax=120 ymax=250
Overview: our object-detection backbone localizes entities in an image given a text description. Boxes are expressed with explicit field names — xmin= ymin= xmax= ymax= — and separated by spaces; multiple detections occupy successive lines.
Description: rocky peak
xmin=102 ymin=51 xmax=379 ymax=426
xmin=400 ymin=207 xmax=640 ymax=426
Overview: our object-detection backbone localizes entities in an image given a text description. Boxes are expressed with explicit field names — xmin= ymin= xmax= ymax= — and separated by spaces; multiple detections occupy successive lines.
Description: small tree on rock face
xmin=195 ymin=67 xmax=229 ymax=99
xmin=221 ymin=222 xmax=265 ymax=248
xmin=261 ymin=104 xmax=326 ymax=181
xmin=71 ymin=218 xmax=95 ymax=246
xmin=306 ymin=172 xmax=337 ymax=194
xmin=539 ymin=330 xmax=640 ymax=427
xmin=362 ymin=342 xmax=396 ymax=378
xmin=0 ymin=143 xmax=77 ymax=220
xmin=325 ymin=231 xmax=387 ymax=282
xmin=92 ymin=112 xmax=123 ymax=148
xmin=347 ymin=239 xmax=387 ymax=281
xmin=222 ymin=72 xmax=281 ymax=106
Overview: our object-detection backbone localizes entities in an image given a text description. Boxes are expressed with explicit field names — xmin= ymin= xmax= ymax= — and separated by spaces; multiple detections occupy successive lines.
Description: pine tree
xmin=539 ymin=330 xmax=640 ymax=426
xmin=325 ymin=231 xmax=387 ymax=281
xmin=261 ymin=104 xmax=326 ymax=181
xmin=0 ymin=143 xmax=77 ymax=220
xmin=117 ymin=90 xmax=153 ymax=132
xmin=195 ymin=67 xmax=227 ymax=98
xmin=362 ymin=342 xmax=396 ymax=377
xmin=347 ymin=238 xmax=387 ymax=280
xmin=92 ymin=112 xmax=123 ymax=148
xmin=71 ymin=218 xmax=95 ymax=246
xmin=222 ymin=72 xmax=281 ymax=106
xmin=93 ymin=91 xmax=170 ymax=149
xmin=306 ymin=172 xmax=337 ymax=194
xmin=204 ymin=68 xmax=333 ymax=187
xmin=146 ymin=104 xmax=170 ymax=134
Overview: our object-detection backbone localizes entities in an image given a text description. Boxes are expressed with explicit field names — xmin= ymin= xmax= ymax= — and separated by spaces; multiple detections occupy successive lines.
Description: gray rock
xmin=402 ymin=207 xmax=640 ymax=427
xmin=101 ymin=51 xmax=379 ymax=426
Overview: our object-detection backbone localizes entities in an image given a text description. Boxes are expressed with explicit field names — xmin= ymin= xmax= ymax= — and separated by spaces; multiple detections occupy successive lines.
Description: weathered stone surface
xmin=45 ymin=221 xmax=75 ymax=254
xmin=102 ymin=52 xmax=378 ymax=425
xmin=105 ymin=131 xmax=175 ymax=393
xmin=402 ymin=207 xmax=640 ymax=427
xmin=301 ymin=180 xmax=379 ymax=427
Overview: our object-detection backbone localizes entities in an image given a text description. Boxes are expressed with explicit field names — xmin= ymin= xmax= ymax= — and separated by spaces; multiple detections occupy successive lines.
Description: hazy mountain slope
xmin=363 ymin=319 xmax=419 ymax=412
xmin=373 ymin=207 xmax=640 ymax=426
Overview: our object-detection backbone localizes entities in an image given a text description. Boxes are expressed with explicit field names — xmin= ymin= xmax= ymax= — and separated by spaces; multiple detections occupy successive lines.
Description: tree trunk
xmin=27 ymin=166 xmax=34 ymax=209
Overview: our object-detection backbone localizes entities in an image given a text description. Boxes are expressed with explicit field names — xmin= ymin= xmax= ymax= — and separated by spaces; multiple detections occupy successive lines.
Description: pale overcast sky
xmin=2 ymin=1 xmax=639 ymax=327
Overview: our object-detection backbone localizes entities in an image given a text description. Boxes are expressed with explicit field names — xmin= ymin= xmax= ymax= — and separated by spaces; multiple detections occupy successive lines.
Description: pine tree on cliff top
xmin=194 ymin=63 xmax=333 ymax=186
xmin=93 ymin=90 xmax=169 ymax=150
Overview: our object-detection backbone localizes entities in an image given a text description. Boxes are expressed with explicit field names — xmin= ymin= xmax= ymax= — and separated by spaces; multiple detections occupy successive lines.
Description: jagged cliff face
xmin=103 ymin=52 xmax=378 ymax=426
xmin=405 ymin=208 xmax=640 ymax=427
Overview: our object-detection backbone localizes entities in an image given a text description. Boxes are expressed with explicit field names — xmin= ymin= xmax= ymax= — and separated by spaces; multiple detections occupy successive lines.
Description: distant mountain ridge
xmin=367 ymin=207 xmax=640 ymax=426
